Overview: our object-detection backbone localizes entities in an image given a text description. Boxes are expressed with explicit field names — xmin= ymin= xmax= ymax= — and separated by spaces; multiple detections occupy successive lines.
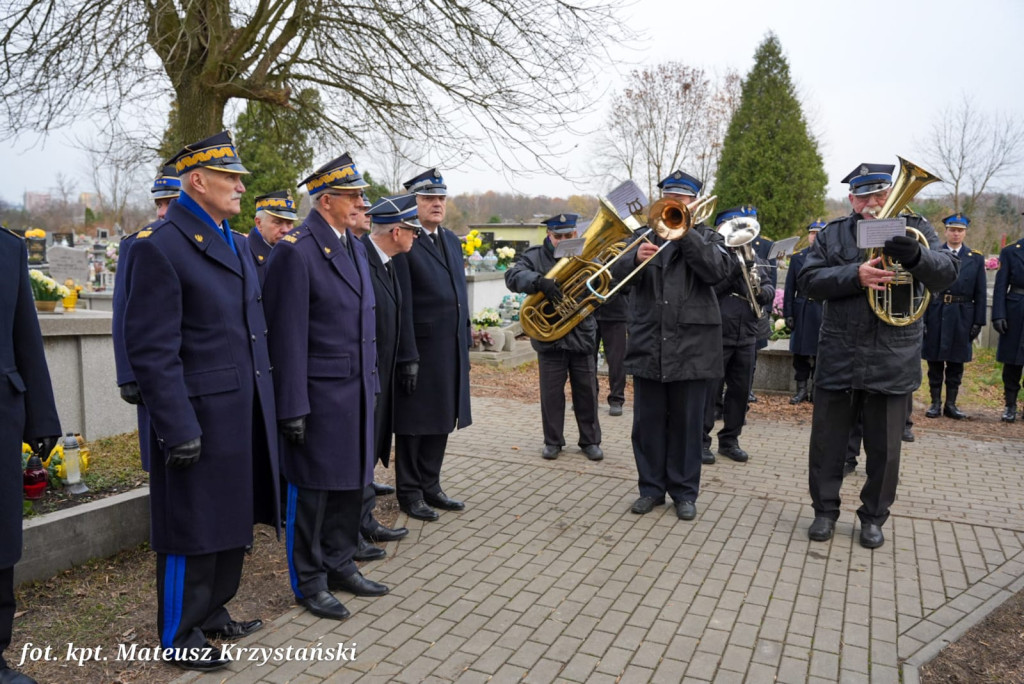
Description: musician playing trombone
xmin=800 ymin=162 xmax=957 ymax=550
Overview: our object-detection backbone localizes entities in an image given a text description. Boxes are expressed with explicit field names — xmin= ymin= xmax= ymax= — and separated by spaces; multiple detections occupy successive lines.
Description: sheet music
xmin=768 ymin=236 xmax=800 ymax=260
xmin=857 ymin=217 xmax=906 ymax=249
xmin=553 ymin=237 xmax=586 ymax=258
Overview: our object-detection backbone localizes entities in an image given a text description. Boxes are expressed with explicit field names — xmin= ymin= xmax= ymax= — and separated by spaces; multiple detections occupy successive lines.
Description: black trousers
xmin=0 ymin=566 xmax=12 ymax=669
xmin=809 ymin=388 xmax=906 ymax=526
xmin=538 ymin=350 xmax=601 ymax=448
xmin=596 ymin=320 xmax=627 ymax=407
xmin=847 ymin=393 xmax=913 ymax=468
xmin=285 ymin=484 xmax=361 ymax=599
xmin=926 ymin=361 xmax=965 ymax=394
xmin=632 ymin=377 xmax=705 ymax=503
xmin=1002 ymin=364 xmax=1023 ymax=395
xmin=156 ymin=548 xmax=244 ymax=649
xmin=703 ymin=343 xmax=755 ymax=449
xmin=792 ymin=354 xmax=815 ymax=382
xmin=395 ymin=433 xmax=448 ymax=507
xmin=360 ymin=483 xmax=379 ymax=537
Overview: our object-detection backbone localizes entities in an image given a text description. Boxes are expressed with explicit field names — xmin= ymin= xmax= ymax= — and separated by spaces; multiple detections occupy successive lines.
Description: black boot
xmin=790 ymin=381 xmax=808 ymax=405
xmin=943 ymin=386 xmax=967 ymax=419
xmin=1002 ymin=390 xmax=1018 ymax=423
xmin=924 ymin=387 xmax=941 ymax=418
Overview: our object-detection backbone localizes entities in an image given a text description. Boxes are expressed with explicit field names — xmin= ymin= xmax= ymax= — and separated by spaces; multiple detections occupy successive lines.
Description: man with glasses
xmin=506 ymin=213 xmax=603 ymax=462
xmin=392 ymin=168 xmax=472 ymax=522
xmin=263 ymin=153 xmax=388 ymax=622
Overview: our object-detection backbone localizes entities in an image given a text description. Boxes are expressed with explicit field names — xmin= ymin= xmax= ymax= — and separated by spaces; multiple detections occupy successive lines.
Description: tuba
xmin=717 ymin=215 xmax=764 ymax=317
xmin=864 ymin=157 xmax=942 ymax=326
xmin=519 ymin=192 xmax=716 ymax=343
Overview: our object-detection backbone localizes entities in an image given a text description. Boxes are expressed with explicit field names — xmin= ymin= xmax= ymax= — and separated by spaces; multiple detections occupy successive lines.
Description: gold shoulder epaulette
xmin=281 ymin=233 xmax=299 ymax=244
xmin=1 ymin=227 xmax=22 ymax=239
xmin=972 ymin=249 xmax=983 ymax=256
xmin=137 ymin=230 xmax=153 ymax=239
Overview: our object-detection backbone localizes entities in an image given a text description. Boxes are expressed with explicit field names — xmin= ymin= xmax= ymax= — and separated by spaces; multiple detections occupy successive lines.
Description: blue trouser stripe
xmin=161 ymin=555 xmax=185 ymax=648
xmin=286 ymin=483 xmax=302 ymax=599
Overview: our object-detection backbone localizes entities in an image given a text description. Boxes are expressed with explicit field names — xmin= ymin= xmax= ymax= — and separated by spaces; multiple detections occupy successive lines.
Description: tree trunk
xmin=170 ymin=77 xmax=229 ymax=150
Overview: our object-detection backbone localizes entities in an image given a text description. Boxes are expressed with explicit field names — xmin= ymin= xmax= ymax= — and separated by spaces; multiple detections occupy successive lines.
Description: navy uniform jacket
xmin=1 ymin=229 xmax=61 ymax=569
xmin=783 ymin=248 xmax=823 ymax=357
xmin=714 ymin=253 xmax=773 ymax=349
xmin=993 ymin=239 xmax=1024 ymax=365
xmin=247 ymin=228 xmax=273 ymax=288
xmin=361 ymin=234 xmax=402 ymax=467
xmin=393 ymin=226 xmax=472 ymax=434
xmin=922 ymin=244 xmax=986 ymax=363
xmin=263 ymin=210 xmax=376 ymax=491
xmin=123 ymin=201 xmax=280 ymax=555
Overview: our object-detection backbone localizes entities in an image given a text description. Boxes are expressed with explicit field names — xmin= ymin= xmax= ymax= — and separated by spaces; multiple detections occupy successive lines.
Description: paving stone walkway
xmin=176 ymin=396 xmax=1024 ymax=683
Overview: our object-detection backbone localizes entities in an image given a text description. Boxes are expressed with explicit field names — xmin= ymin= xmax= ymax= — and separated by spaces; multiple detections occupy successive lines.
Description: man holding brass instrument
xmin=800 ymin=162 xmax=957 ymax=549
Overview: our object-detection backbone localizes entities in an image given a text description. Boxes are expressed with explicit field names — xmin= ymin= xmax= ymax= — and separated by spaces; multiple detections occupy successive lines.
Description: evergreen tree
xmin=713 ymin=34 xmax=826 ymax=239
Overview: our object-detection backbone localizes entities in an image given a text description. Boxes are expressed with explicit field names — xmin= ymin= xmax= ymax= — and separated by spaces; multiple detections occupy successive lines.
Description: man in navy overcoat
xmin=993 ymin=230 xmax=1024 ymax=422
xmin=246 ymin=190 xmax=297 ymax=287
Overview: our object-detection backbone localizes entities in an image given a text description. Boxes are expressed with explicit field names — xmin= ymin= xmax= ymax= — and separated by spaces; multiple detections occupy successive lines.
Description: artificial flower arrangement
xmin=471 ymin=329 xmax=496 ymax=349
xmin=462 ymin=229 xmax=483 ymax=257
xmin=21 ymin=438 xmax=90 ymax=487
xmin=28 ymin=269 xmax=71 ymax=301
xmin=769 ymin=288 xmax=790 ymax=341
xmin=24 ymin=228 xmax=46 ymax=239
xmin=496 ymin=246 xmax=516 ymax=269
xmin=985 ymin=257 xmax=1000 ymax=270
xmin=472 ymin=308 xmax=502 ymax=328
xmin=105 ymin=242 xmax=119 ymax=272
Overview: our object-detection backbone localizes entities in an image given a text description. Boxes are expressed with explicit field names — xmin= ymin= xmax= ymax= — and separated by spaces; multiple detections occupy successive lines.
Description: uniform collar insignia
xmin=194 ymin=234 xmax=204 ymax=242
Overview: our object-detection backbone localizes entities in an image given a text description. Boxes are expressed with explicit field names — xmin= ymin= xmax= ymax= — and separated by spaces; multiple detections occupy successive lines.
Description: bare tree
xmin=923 ymin=95 xmax=1024 ymax=215
xmin=78 ymin=126 xmax=153 ymax=234
xmin=362 ymin=134 xmax=424 ymax=195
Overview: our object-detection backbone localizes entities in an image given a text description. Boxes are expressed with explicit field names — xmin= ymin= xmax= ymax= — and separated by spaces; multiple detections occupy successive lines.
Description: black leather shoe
xmin=943 ymin=403 xmax=967 ymax=420
xmin=701 ymin=447 xmax=716 ymax=465
xmin=541 ymin=444 xmax=561 ymax=460
xmin=747 ymin=391 xmax=758 ymax=403
xmin=203 ymin=618 xmax=263 ymax=641
xmin=925 ymin=402 xmax=941 ymax=418
xmin=354 ymin=537 xmax=386 ymax=562
xmin=808 ymin=516 xmax=835 ymax=542
xmin=299 ymin=590 xmax=350 ymax=620
xmin=425 ymin=491 xmax=465 ymax=511
xmin=372 ymin=481 xmax=395 ymax=495
xmin=0 ymin=667 xmax=39 ymax=684
xmin=401 ymin=499 xmax=439 ymax=521
xmin=901 ymin=427 xmax=915 ymax=442
xmin=718 ymin=445 xmax=749 ymax=462
xmin=169 ymin=641 xmax=232 ymax=672
xmin=609 ymin=404 xmax=623 ymax=416
xmin=366 ymin=525 xmax=409 ymax=543
xmin=328 ymin=570 xmax=389 ymax=596
xmin=860 ymin=523 xmax=885 ymax=549
xmin=843 ymin=462 xmax=856 ymax=477
xmin=675 ymin=500 xmax=697 ymax=520
xmin=630 ymin=496 xmax=664 ymax=514
xmin=581 ymin=444 xmax=604 ymax=461
xmin=1003 ymin=405 xmax=1017 ymax=423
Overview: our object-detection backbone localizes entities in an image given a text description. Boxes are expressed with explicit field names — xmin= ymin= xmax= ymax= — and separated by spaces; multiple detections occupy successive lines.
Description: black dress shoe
xmin=675 ymin=500 xmax=697 ymax=520
xmin=366 ymin=525 xmax=409 ymax=543
xmin=860 ymin=523 xmax=885 ymax=549
xmin=354 ymin=537 xmax=386 ymax=562
xmin=372 ymin=481 xmax=395 ymax=495
xmin=701 ymin=447 xmax=716 ymax=465
xmin=747 ymin=391 xmax=758 ymax=403
xmin=943 ymin=403 xmax=967 ymax=420
xmin=1002 ymin=404 xmax=1017 ymax=423
xmin=808 ymin=516 xmax=835 ymax=542
xmin=901 ymin=427 xmax=915 ymax=442
xmin=630 ymin=495 xmax=664 ymax=514
xmin=541 ymin=444 xmax=561 ymax=460
xmin=328 ymin=570 xmax=389 ymax=596
xmin=609 ymin=404 xmax=623 ymax=416
xmin=401 ymin=499 xmax=439 ymax=521
xmin=299 ymin=591 xmax=350 ymax=620
xmin=843 ymin=461 xmax=856 ymax=477
xmin=925 ymin=402 xmax=941 ymax=418
xmin=581 ymin=444 xmax=604 ymax=461
xmin=718 ymin=445 xmax=749 ymax=462
xmin=203 ymin=618 xmax=263 ymax=641
xmin=0 ymin=667 xmax=39 ymax=684
xmin=168 ymin=641 xmax=232 ymax=672
xmin=425 ymin=491 xmax=465 ymax=511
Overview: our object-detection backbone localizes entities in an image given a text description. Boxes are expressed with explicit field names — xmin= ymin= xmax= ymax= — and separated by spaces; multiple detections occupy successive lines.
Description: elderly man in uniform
xmin=800 ymin=162 xmax=957 ymax=549
xmin=506 ymin=213 xmax=603 ymax=461
xmin=247 ymin=190 xmax=297 ymax=287
xmin=392 ymin=168 xmax=472 ymax=522
xmin=611 ymin=170 xmax=733 ymax=521
xmin=921 ymin=213 xmax=986 ymax=420
xmin=264 ymin=153 xmax=388 ymax=621
xmin=1 ymin=228 xmax=61 ymax=684
xmin=352 ymin=192 xmax=373 ymax=239
xmin=784 ymin=219 xmax=826 ymax=404
xmin=123 ymin=131 xmax=280 ymax=671
xmin=993 ymin=225 xmax=1024 ymax=422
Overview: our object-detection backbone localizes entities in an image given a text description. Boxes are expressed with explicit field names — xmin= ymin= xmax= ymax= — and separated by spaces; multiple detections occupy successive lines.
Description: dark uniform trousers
xmin=539 ymin=350 xmax=601 ymax=448
xmin=1005 ymin=364 xmax=1024 ymax=395
xmin=0 ymin=566 xmax=12 ymax=669
xmin=633 ymin=377 xmax=705 ymax=503
xmin=846 ymin=393 xmax=914 ymax=469
xmin=286 ymin=484 xmax=362 ymax=599
xmin=793 ymin=354 xmax=815 ymax=383
xmin=928 ymin=361 xmax=965 ymax=395
xmin=810 ymin=388 xmax=905 ymax=526
xmin=396 ymin=434 xmax=449 ymax=507
xmin=596 ymin=320 xmax=627 ymax=407
xmin=156 ymin=548 xmax=244 ymax=649
xmin=703 ymin=342 xmax=755 ymax=450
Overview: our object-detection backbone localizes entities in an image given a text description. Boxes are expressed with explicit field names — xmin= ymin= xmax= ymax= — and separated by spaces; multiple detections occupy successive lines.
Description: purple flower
xmin=773 ymin=288 xmax=785 ymax=316
xmin=986 ymin=257 xmax=1000 ymax=270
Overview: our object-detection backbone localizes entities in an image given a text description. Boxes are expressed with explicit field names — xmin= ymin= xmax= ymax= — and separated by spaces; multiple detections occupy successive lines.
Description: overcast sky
xmin=3 ymin=0 xmax=1022 ymax=206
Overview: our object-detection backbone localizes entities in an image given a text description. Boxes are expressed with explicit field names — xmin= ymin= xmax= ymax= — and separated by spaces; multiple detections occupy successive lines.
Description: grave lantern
xmin=61 ymin=433 xmax=89 ymax=496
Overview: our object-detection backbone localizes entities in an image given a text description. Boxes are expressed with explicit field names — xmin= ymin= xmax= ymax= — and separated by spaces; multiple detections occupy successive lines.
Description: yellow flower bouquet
xmin=462 ymin=229 xmax=483 ymax=257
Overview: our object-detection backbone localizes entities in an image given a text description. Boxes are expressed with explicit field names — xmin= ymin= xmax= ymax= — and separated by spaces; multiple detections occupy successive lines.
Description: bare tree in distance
xmin=1 ymin=0 xmax=627 ymax=176
xmin=78 ymin=128 xmax=153 ymax=235
xmin=362 ymin=135 xmax=424 ymax=196
xmin=922 ymin=95 xmax=1024 ymax=216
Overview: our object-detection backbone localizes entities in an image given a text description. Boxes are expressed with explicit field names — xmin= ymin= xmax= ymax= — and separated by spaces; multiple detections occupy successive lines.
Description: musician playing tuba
xmin=799 ymin=162 xmax=958 ymax=550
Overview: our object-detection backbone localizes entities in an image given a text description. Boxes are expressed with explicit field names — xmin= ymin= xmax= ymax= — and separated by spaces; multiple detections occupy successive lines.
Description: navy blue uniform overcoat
xmin=922 ymin=245 xmax=986 ymax=363
xmin=783 ymin=248 xmax=823 ymax=357
xmin=993 ymin=239 xmax=1024 ymax=365
xmin=263 ymin=211 xmax=377 ymax=491
xmin=1 ymin=230 xmax=61 ymax=569
xmin=123 ymin=202 xmax=280 ymax=555
xmin=361 ymin=235 xmax=402 ymax=467
xmin=393 ymin=227 xmax=472 ymax=434
xmin=247 ymin=228 xmax=273 ymax=288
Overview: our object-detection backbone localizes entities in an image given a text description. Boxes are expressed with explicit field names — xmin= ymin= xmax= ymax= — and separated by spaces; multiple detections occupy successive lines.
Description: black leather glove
xmin=993 ymin=318 xmax=1009 ymax=335
xmin=537 ymin=277 xmax=563 ymax=304
xmin=398 ymin=361 xmax=419 ymax=396
xmin=755 ymin=287 xmax=773 ymax=306
xmin=279 ymin=416 xmax=307 ymax=445
xmin=970 ymin=324 xmax=982 ymax=341
xmin=34 ymin=435 xmax=60 ymax=460
xmin=119 ymin=381 xmax=142 ymax=405
xmin=785 ymin=317 xmax=795 ymax=330
xmin=882 ymin=235 xmax=922 ymax=268
xmin=166 ymin=437 xmax=201 ymax=469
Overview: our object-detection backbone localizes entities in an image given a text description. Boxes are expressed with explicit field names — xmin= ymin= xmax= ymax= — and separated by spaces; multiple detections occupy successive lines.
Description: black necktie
xmin=430 ymin=232 xmax=438 ymax=248
xmin=385 ymin=259 xmax=395 ymax=287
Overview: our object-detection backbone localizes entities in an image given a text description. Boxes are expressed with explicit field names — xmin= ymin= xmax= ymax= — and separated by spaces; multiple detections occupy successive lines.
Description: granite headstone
xmin=46 ymin=244 xmax=90 ymax=287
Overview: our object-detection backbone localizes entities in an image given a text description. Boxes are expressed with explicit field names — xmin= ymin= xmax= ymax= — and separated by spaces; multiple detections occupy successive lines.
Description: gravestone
xmin=52 ymin=232 xmax=75 ymax=248
xmin=46 ymin=244 xmax=90 ymax=287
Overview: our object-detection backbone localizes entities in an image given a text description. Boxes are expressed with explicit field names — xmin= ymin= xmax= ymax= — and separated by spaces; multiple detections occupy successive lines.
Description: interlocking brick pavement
xmin=175 ymin=396 xmax=1024 ymax=683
